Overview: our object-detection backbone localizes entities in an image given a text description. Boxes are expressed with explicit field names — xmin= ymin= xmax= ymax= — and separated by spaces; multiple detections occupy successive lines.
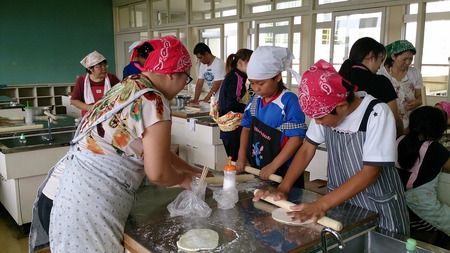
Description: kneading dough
xmin=272 ymin=208 xmax=313 ymax=226
xmin=177 ymin=228 xmax=219 ymax=252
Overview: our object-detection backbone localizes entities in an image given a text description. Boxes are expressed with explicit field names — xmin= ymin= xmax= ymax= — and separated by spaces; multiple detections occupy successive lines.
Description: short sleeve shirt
xmin=198 ymin=57 xmax=226 ymax=89
xmin=241 ymin=90 xmax=307 ymax=140
xmin=306 ymin=92 xmax=397 ymax=164
xmin=76 ymin=75 xmax=171 ymax=159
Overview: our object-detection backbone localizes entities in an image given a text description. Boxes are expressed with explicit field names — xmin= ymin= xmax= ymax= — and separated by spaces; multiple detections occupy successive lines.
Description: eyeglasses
xmin=184 ymin=72 xmax=193 ymax=85
xmin=93 ymin=63 xmax=108 ymax=69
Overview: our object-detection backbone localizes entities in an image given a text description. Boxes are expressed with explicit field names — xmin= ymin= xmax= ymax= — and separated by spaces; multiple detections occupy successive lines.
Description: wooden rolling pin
xmin=254 ymin=189 xmax=343 ymax=231
xmin=205 ymin=174 xmax=255 ymax=185
xmin=231 ymin=162 xmax=283 ymax=183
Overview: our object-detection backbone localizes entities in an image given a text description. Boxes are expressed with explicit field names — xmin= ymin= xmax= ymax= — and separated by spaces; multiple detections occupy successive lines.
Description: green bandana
xmin=385 ymin=40 xmax=416 ymax=60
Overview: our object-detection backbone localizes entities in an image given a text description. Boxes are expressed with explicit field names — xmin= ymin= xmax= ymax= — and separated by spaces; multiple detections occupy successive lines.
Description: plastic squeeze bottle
xmin=24 ymin=101 xmax=33 ymax=125
xmin=223 ymin=156 xmax=237 ymax=190
xmin=405 ymin=238 xmax=419 ymax=253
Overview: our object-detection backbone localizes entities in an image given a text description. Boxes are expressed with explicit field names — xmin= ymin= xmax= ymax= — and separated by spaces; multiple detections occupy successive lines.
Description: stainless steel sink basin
xmin=190 ymin=116 xmax=217 ymax=126
xmin=328 ymin=231 xmax=433 ymax=253
xmin=0 ymin=131 xmax=74 ymax=152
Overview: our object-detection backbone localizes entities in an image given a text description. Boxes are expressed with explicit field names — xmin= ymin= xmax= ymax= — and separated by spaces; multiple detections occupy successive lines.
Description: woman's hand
xmin=405 ymin=99 xmax=420 ymax=111
xmin=179 ymin=174 xmax=193 ymax=190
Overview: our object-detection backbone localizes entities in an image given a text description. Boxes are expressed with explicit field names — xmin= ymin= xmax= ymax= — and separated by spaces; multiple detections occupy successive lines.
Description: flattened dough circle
xmin=272 ymin=208 xmax=313 ymax=226
xmin=177 ymin=228 xmax=219 ymax=252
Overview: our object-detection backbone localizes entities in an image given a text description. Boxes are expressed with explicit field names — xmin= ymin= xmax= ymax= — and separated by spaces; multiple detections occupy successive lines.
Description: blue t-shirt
xmin=122 ymin=61 xmax=142 ymax=80
xmin=242 ymin=89 xmax=306 ymax=141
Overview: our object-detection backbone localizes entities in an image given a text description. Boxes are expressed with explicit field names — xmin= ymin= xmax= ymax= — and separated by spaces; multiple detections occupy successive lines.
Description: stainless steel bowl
xmin=175 ymin=95 xmax=191 ymax=109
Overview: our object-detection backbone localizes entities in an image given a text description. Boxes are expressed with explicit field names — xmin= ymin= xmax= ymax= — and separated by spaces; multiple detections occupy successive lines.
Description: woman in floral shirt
xmin=30 ymin=36 xmax=199 ymax=253
xmin=378 ymin=40 xmax=423 ymax=128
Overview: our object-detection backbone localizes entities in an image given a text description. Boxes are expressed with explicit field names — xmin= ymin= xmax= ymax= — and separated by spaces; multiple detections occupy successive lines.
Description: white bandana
xmin=80 ymin=51 xmax=106 ymax=68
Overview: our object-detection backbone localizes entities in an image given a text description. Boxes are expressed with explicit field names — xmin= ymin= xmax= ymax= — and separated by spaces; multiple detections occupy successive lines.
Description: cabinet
xmin=0 ymin=84 xmax=75 ymax=115
xmin=171 ymin=116 xmax=227 ymax=171
xmin=0 ymin=146 xmax=69 ymax=225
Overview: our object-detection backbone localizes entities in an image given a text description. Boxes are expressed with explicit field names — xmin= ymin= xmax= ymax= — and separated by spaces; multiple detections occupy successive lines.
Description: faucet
xmin=42 ymin=110 xmax=57 ymax=142
xmin=321 ymin=227 xmax=345 ymax=253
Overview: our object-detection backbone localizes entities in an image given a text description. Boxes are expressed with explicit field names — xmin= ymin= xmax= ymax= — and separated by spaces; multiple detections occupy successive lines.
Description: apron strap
xmin=249 ymin=95 xmax=258 ymax=117
xmin=71 ymin=88 xmax=157 ymax=144
xmin=358 ymin=99 xmax=381 ymax=132
xmin=276 ymin=122 xmax=307 ymax=131
xmin=249 ymin=94 xmax=307 ymax=132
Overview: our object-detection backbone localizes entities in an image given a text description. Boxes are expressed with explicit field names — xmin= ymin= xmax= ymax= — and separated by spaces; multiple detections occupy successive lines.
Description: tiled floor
xmin=0 ymin=204 xmax=29 ymax=253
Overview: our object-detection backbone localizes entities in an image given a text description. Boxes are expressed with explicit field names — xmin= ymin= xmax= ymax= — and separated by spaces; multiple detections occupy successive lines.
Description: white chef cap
xmin=80 ymin=51 xmax=106 ymax=68
xmin=128 ymin=40 xmax=143 ymax=52
xmin=246 ymin=46 xmax=301 ymax=83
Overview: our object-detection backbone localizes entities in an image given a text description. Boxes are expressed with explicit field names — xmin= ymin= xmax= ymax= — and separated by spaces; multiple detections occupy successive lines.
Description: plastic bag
xmin=167 ymin=177 xmax=212 ymax=217
xmin=213 ymin=188 xmax=239 ymax=210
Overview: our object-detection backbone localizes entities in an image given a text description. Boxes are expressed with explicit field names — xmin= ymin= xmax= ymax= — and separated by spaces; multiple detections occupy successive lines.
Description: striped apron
xmin=324 ymin=100 xmax=409 ymax=238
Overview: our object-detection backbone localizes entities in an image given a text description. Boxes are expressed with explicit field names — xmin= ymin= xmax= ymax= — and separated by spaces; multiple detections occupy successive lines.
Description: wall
xmin=0 ymin=0 xmax=116 ymax=86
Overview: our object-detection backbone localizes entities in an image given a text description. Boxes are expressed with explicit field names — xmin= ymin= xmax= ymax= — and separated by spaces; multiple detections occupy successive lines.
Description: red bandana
xmin=139 ymin=36 xmax=192 ymax=74
xmin=298 ymin=59 xmax=355 ymax=118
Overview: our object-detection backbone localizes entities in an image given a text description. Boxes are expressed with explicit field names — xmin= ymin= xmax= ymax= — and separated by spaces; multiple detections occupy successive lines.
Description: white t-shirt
xmin=306 ymin=92 xmax=397 ymax=164
xmin=198 ymin=57 xmax=225 ymax=89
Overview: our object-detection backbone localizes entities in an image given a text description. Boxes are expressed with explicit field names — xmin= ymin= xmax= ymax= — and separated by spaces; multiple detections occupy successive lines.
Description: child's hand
xmin=259 ymin=164 xmax=277 ymax=180
xmin=235 ymin=158 xmax=248 ymax=173
xmin=289 ymin=200 xmax=328 ymax=224
xmin=253 ymin=188 xmax=288 ymax=202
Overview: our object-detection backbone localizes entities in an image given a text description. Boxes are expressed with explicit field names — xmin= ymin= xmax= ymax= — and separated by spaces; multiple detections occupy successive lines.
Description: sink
xmin=328 ymin=231 xmax=433 ymax=253
xmin=190 ymin=116 xmax=217 ymax=126
xmin=0 ymin=131 xmax=74 ymax=152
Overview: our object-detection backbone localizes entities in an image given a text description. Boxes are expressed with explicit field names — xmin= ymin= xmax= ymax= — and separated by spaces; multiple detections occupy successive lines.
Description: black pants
xmin=37 ymin=193 xmax=53 ymax=235
xmin=220 ymin=127 xmax=242 ymax=162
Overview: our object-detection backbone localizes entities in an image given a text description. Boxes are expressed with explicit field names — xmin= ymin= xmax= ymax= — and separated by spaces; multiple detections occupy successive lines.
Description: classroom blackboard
xmin=0 ymin=0 xmax=116 ymax=86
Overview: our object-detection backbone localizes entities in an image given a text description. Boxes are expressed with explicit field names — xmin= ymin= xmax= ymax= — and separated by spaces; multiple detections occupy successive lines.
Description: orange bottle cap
xmin=223 ymin=156 xmax=236 ymax=171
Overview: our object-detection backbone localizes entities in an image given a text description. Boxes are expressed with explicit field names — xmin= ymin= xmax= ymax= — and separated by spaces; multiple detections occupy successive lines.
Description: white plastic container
xmin=223 ymin=156 xmax=236 ymax=190
xmin=24 ymin=101 xmax=33 ymax=125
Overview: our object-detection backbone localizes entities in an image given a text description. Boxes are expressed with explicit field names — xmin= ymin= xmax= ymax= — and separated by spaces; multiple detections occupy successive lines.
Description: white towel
xmin=83 ymin=74 xmax=111 ymax=104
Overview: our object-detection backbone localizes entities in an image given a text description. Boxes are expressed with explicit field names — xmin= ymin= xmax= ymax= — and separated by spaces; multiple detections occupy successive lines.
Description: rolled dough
xmin=177 ymin=228 xmax=219 ymax=252
xmin=272 ymin=208 xmax=313 ymax=226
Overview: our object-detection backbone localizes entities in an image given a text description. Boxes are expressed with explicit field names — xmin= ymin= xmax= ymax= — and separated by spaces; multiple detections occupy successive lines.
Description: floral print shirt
xmin=378 ymin=66 xmax=423 ymax=128
xmin=76 ymin=74 xmax=171 ymax=159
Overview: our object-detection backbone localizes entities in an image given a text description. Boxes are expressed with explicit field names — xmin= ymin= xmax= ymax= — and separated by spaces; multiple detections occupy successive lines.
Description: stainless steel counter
xmin=124 ymin=181 xmax=378 ymax=253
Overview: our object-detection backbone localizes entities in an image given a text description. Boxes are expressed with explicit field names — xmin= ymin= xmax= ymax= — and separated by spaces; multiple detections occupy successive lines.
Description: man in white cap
xmin=71 ymin=51 xmax=120 ymax=116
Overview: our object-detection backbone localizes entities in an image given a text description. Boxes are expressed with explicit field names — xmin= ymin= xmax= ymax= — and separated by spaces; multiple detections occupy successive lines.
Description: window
xmin=318 ymin=0 xmax=346 ymax=5
xmin=192 ymin=0 xmax=236 ymax=21
xmin=276 ymin=0 xmax=302 ymax=10
xmin=118 ymin=2 xmax=148 ymax=31
xmin=332 ymin=11 xmax=382 ymax=69
xmin=405 ymin=1 xmax=450 ymax=97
